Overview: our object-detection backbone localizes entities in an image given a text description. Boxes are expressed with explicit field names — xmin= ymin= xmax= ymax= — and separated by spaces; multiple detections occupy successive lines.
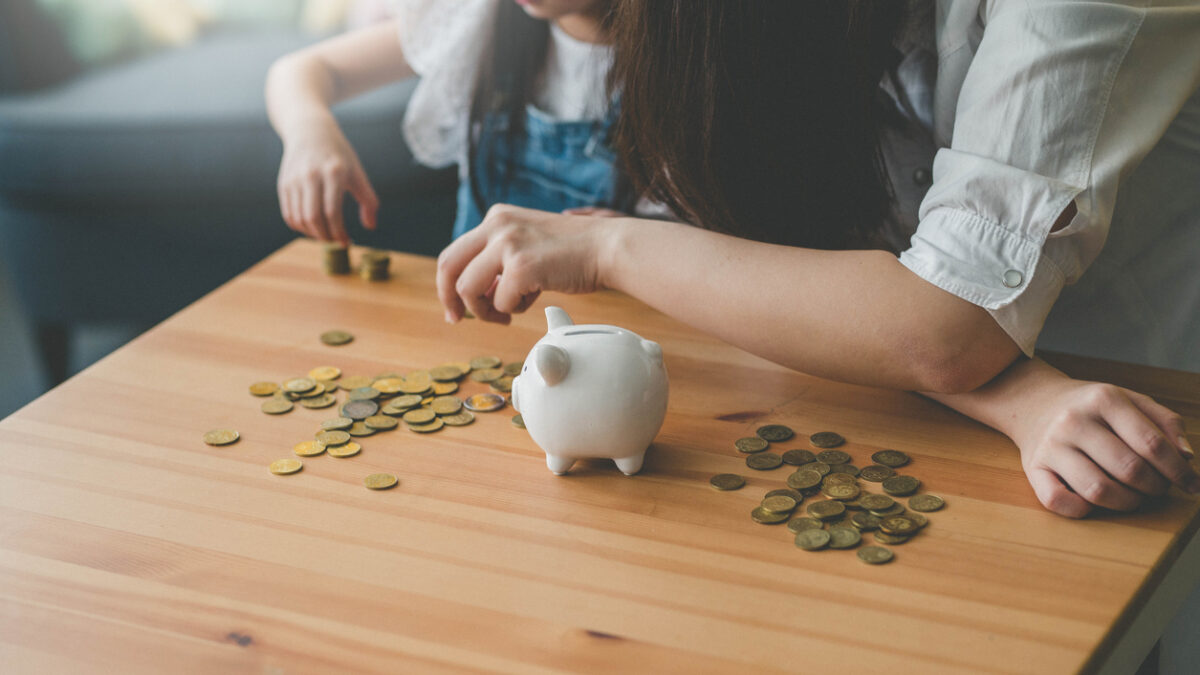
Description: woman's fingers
xmin=455 ymin=246 xmax=510 ymax=324
xmin=1125 ymin=390 xmax=1193 ymax=459
xmin=1097 ymin=387 xmax=1200 ymax=493
xmin=436 ymin=229 xmax=490 ymax=322
xmin=1070 ymin=421 xmax=1169 ymax=496
xmin=1027 ymin=466 xmax=1092 ymax=518
xmin=1047 ymin=446 xmax=1142 ymax=512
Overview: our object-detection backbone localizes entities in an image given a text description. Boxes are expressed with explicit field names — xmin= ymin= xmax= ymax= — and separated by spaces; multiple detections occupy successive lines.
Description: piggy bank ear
xmin=545 ymin=306 xmax=574 ymax=331
xmin=642 ymin=340 xmax=663 ymax=363
xmin=535 ymin=344 xmax=570 ymax=386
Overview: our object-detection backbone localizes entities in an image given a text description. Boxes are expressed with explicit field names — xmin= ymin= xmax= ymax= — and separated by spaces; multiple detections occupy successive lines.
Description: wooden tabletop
xmin=2 ymin=239 xmax=1198 ymax=674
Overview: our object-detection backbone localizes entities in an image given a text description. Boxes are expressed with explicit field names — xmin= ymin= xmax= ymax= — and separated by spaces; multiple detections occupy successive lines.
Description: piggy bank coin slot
xmin=563 ymin=329 xmax=616 ymax=336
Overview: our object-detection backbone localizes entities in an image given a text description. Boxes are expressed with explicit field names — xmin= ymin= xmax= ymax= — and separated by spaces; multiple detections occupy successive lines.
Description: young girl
xmin=266 ymin=0 xmax=621 ymax=247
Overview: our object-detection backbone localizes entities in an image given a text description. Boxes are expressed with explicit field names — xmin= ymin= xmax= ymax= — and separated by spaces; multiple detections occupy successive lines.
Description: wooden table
xmin=2 ymin=240 xmax=1198 ymax=674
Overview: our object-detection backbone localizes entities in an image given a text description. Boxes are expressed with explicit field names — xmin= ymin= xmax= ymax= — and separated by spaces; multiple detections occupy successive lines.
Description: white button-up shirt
xmin=889 ymin=0 xmax=1200 ymax=370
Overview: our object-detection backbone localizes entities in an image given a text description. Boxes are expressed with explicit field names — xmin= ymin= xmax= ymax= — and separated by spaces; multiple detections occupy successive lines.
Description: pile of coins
xmin=359 ymin=249 xmax=391 ymax=281
xmin=323 ymin=244 xmax=351 ymax=275
xmin=711 ymin=424 xmax=945 ymax=565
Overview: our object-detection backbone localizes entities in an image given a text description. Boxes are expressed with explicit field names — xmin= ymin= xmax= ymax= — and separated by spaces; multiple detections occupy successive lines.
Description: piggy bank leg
xmin=613 ymin=453 xmax=645 ymax=476
xmin=546 ymin=455 xmax=576 ymax=475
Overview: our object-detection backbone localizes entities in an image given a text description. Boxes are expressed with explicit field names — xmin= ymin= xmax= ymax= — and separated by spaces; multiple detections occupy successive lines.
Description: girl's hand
xmin=277 ymin=118 xmax=379 ymax=245
xmin=436 ymin=204 xmax=616 ymax=324
xmin=1012 ymin=380 xmax=1196 ymax=518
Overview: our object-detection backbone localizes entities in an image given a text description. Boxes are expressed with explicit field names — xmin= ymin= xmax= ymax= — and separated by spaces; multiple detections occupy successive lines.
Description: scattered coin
xmin=299 ymin=393 xmax=337 ymax=409
xmin=807 ymin=500 xmax=846 ymax=520
xmin=794 ymin=529 xmax=832 ymax=551
xmin=429 ymin=364 xmax=464 ymax=382
xmin=315 ymin=430 xmax=351 ymax=447
xmin=859 ymin=465 xmax=896 ymax=482
xmin=761 ymin=495 xmax=798 ymax=513
xmin=828 ymin=526 xmax=862 ymax=549
xmin=261 ymin=399 xmax=294 ymax=415
xmin=490 ymin=376 xmax=514 ymax=393
xmin=907 ymin=512 xmax=930 ymax=529
xmin=328 ymin=442 xmax=362 ymax=458
xmin=756 ymin=424 xmax=794 ymax=442
xmin=441 ymin=411 xmax=476 ymax=427
xmin=816 ymin=449 xmax=851 ymax=465
xmin=858 ymin=494 xmax=895 ymax=512
xmin=809 ymin=431 xmax=845 ymax=448
xmin=822 ymin=472 xmax=857 ymax=487
xmin=735 ymin=437 xmax=770 ymax=454
xmin=882 ymin=475 xmax=921 ymax=497
xmin=870 ymin=502 xmax=907 ymax=518
xmin=407 ymin=418 xmax=445 ymax=433
xmin=765 ymin=488 xmax=805 ymax=502
xmin=822 ymin=483 xmax=860 ymax=501
xmin=348 ymin=421 xmax=376 ymax=437
xmin=372 ymin=378 xmax=404 ymax=395
xmin=503 ymin=362 xmax=523 ymax=376
xmin=880 ymin=516 xmax=919 ymax=536
xmin=798 ymin=461 xmax=831 ymax=477
xmin=871 ymin=449 xmax=910 ymax=468
xmin=850 ymin=512 xmax=881 ymax=531
xmin=710 ymin=474 xmax=746 ymax=491
xmin=857 ymin=545 xmax=894 ymax=565
xmin=308 ymin=366 xmax=341 ymax=381
xmin=430 ymin=396 xmax=463 ymax=416
xmin=365 ymin=415 xmax=399 ymax=431
xmin=464 ymin=393 xmax=506 ymax=413
xmin=909 ymin=494 xmax=945 ymax=512
xmin=432 ymin=381 xmax=459 ymax=395
xmin=788 ymin=517 xmax=824 ymax=533
xmin=873 ymin=531 xmax=911 ymax=545
xmin=340 ymin=375 xmax=373 ymax=390
xmin=320 ymin=417 xmax=354 ymax=431
xmin=249 ymin=382 xmax=279 ymax=397
xmin=284 ymin=377 xmax=318 ymax=394
xmin=402 ymin=408 xmax=436 ymax=425
xmin=364 ymin=473 xmax=398 ymax=490
xmin=827 ymin=463 xmax=859 ymax=476
xmin=751 ymin=506 xmax=791 ymax=524
xmin=787 ymin=469 xmax=823 ymax=491
xmin=348 ymin=386 xmax=381 ymax=401
xmin=781 ymin=449 xmax=816 ymax=465
xmin=320 ymin=330 xmax=354 ymax=346
xmin=384 ymin=394 xmax=423 ymax=411
xmin=470 ymin=367 xmax=503 ymax=383
xmin=469 ymin=356 xmax=502 ymax=370
xmin=293 ymin=441 xmax=325 ymax=457
xmin=202 ymin=429 xmax=239 ymax=446
xmin=511 ymin=414 xmax=525 ymax=429
xmin=341 ymin=400 xmax=380 ymax=421
xmin=746 ymin=453 xmax=783 ymax=471
xmin=269 ymin=458 xmax=303 ymax=475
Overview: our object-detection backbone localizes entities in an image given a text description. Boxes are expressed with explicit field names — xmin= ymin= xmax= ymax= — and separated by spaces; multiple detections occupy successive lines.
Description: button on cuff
xmin=1002 ymin=269 xmax=1024 ymax=288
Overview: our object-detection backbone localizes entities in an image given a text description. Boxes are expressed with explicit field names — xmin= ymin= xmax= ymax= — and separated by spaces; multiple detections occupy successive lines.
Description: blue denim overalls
xmin=452 ymin=103 xmax=618 ymax=239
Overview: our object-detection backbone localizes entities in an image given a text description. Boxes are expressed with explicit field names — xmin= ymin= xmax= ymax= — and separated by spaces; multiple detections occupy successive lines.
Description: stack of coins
xmin=359 ymin=249 xmax=391 ymax=281
xmin=323 ymin=243 xmax=351 ymax=275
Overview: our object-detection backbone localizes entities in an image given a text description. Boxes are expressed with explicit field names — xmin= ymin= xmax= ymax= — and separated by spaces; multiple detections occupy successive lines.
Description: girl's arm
xmin=924 ymin=358 xmax=1197 ymax=517
xmin=266 ymin=20 xmax=414 ymax=244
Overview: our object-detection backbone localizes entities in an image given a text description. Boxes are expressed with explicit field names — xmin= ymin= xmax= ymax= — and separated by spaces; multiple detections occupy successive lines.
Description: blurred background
xmin=0 ymin=0 xmax=458 ymax=417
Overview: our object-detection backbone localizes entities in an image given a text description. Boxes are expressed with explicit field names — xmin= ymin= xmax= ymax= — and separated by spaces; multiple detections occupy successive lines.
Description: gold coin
xmin=469 ymin=356 xmax=502 ymax=370
xmin=441 ymin=411 xmax=476 ymax=427
xmin=269 ymin=458 xmax=303 ymax=475
xmin=765 ymin=488 xmax=805 ymax=502
xmin=909 ymin=494 xmax=945 ymax=512
xmin=429 ymin=364 xmax=464 ymax=382
xmin=299 ymin=393 xmax=337 ymax=409
xmin=340 ymin=375 xmax=373 ymax=390
xmin=347 ymin=386 xmax=381 ymax=401
xmin=348 ymin=421 xmax=376 ymax=437
xmin=787 ymin=517 xmax=824 ymax=533
xmin=761 ymin=495 xmax=798 ymax=513
xmin=308 ymin=366 xmax=341 ymax=381
xmin=510 ymin=414 xmax=525 ymax=429
xmin=432 ymin=381 xmax=459 ymax=395
xmin=828 ymin=463 xmax=859 ymax=476
xmin=328 ymin=441 xmax=361 ymax=458
xmin=822 ymin=483 xmax=860 ymax=501
xmin=873 ymin=531 xmax=911 ymax=545
xmin=782 ymin=449 xmax=816 ymax=465
xmin=249 ymin=382 xmax=279 ymax=397
xmin=709 ymin=473 xmax=745 ymax=491
xmin=809 ymin=431 xmax=845 ymax=448
xmin=879 ymin=516 xmax=919 ymax=536
xmin=881 ymin=475 xmax=921 ymax=497
xmin=859 ymin=464 xmax=896 ymax=482
xmin=261 ymin=399 xmax=294 ymax=415
xmin=372 ymin=378 xmax=404 ymax=395
xmin=316 ymin=379 xmax=339 ymax=393
xmin=755 ymin=424 xmax=794 ymax=442
xmin=828 ymin=526 xmax=862 ymax=549
xmin=365 ymin=415 xmax=399 ymax=431
xmin=364 ymin=473 xmax=398 ymax=490
xmin=464 ymin=393 xmax=506 ymax=413
xmin=420 ymin=396 xmax=434 ymax=406
xmin=407 ymin=418 xmax=445 ymax=433
xmin=871 ymin=449 xmax=910 ymax=468
xmin=384 ymin=394 xmax=423 ymax=410
xmin=787 ymin=469 xmax=822 ymax=490
xmin=816 ymin=449 xmax=851 ymax=465
xmin=398 ymin=378 xmax=433 ymax=396
xmin=869 ymin=503 xmax=907 ymax=518
xmin=750 ymin=506 xmax=790 ymax=524
xmin=858 ymin=494 xmax=895 ymax=512
xmin=850 ymin=512 xmax=882 ymax=531
xmin=503 ymin=362 xmax=523 ymax=376
xmin=402 ymin=408 xmax=436 ymax=425
xmin=907 ymin=512 xmax=930 ymax=529
xmin=746 ymin=453 xmax=783 ymax=471
xmin=470 ymin=367 xmax=503 ymax=383
xmin=799 ymin=461 xmax=831 ymax=476
xmin=297 ymin=382 xmax=327 ymax=398
xmin=320 ymin=417 xmax=354 ymax=431
xmin=489 ymin=376 xmax=514 ymax=393
xmin=821 ymin=472 xmax=857 ymax=487
xmin=735 ymin=437 xmax=769 ymax=454
xmin=320 ymin=330 xmax=354 ymax=346
xmin=857 ymin=545 xmax=894 ymax=564
xmin=293 ymin=441 xmax=325 ymax=457
xmin=430 ymin=396 xmax=463 ymax=416
xmin=807 ymin=499 xmax=846 ymax=520
xmin=202 ymin=429 xmax=239 ymax=446
xmin=284 ymin=377 xmax=318 ymax=393
xmin=341 ymin=400 xmax=380 ymax=421
xmin=450 ymin=361 xmax=473 ymax=375
xmin=794 ymin=529 xmax=832 ymax=550
xmin=315 ymin=430 xmax=351 ymax=446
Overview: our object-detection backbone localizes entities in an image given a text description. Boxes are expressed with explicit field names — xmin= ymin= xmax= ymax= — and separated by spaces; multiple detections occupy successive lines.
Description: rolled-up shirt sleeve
xmin=898 ymin=1 xmax=1200 ymax=355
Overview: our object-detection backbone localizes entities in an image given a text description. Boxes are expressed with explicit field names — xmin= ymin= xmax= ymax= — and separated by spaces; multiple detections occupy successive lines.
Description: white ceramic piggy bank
xmin=511 ymin=306 xmax=668 ymax=476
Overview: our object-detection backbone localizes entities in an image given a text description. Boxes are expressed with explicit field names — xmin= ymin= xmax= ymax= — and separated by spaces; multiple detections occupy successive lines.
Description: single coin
xmin=798 ymin=461 xmax=831 ymax=477
xmin=828 ymin=464 xmax=860 ymax=478
xmin=402 ymin=408 xmax=436 ymax=425
xmin=386 ymin=394 xmax=423 ymax=410
xmin=317 ymin=379 xmax=339 ymax=393
xmin=822 ymin=472 xmax=857 ymax=487
xmin=871 ymin=449 xmax=910 ymax=468
xmin=828 ymin=526 xmax=862 ymax=549
xmin=284 ymin=377 xmax=318 ymax=394
xmin=511 ymin=414 xmax=525 ymax=429
xmin=756 ymin=424 xmax=794 ymax=442
xmin=470 ymin=367 xmax=504 ymax=383
xmin=202 ymin=429 xmax=239 ymax=446
xmin=341 ymin=400 xmax=380 ymax=421
xmin=432 ymin=381 xmax=459 ymax=395
xmin=882 ymin=475 xmax=921 ymax=497
xmin=315 ymin=430 xmax=351 ymax=447
xmin=348 ymin=386 xmax=381 ymax=401
xmin=430 ymin=396 xmax=463 ymax=416
xmin=735 ymin=437 xmax=770 ymax=454
xmin=909 ymin=494 xmax=946 ymax=512
xmin=398 ymin=374 xmax=434 ymax=395
xmin=328 ymin=441 xmax=362 ymax=458
xmin=249 ymin=382 xmax=279 ymax=397
xmin=320 ymin=330 xmax=354 ymax=346
xmin=761 ymin=495 xmax=798 ymax=514
xmin=859 ymin=464 xmax=896 ymax=482
xmin=407 ymin=418 xmax=445 ymax=433
xmin=348 ymin=421 xmax=376 ymax=437
xmin=794 ymin=528 xmax=832 ymax=551
xmin=364 ymin=473 xmax=398 ymax=490
xmin=765 ymin=488 xmax=805 ymax=503
xmin=297 ymin=383 xmax=327 ymax=398
xmin=365 ymin=415 xmax=399 ymax=431
xmin=450 ymin=361 xmax=473 ymax=375
xmin=320 ymin=417 xmax=354 ymax=431
xmin=709 ymin=473 xmax=746 ymax=491
xmin=787 ymin=517 xmax=824 ymax=533
xmin=441 ymin=411 xmax=476 ymax=427
xmin=809 ymin=431 xmax=845 ymax=448
xmin=907 ymin=512 xmax=930 ymax=529
xmin=879 ymin=516 xmax=919 ymax=536
xmin=429 ymin=364 xmax=465 ymax=382
xmin=372 ymin=378 xmax=404 ymax=395
xmin=850 ymin=512 xmax=882 ymax=531
xmin=375 ymin=371 xmax=403 ymax=380
xmin=858 ymin=494 xmax=895 ymax=512
xmin=469 ymin=356 xmax=502 ymax=370
xmin=751 ymin=506 xmax=790 ymax=524
xmin=782 ymin=449 xmax=816 ymax=465
xmin=787 ymin=469 xmax=822 ymax=491
xmin=807 ymin=499 xmax=846 ymax=520
xmin=299 ymin=393 xmax=337 ymax=409
xmin=269 ymin=458 xmax=303 ymax=475
xmin=873 ymin=531 xmax=911 ymax=545
xmin=746 ymin=453 xmax=783 ymax=471
xmin=464 ymin=393 xmax=506 ymax=413
xmin=842 ymin=497 xmax=866 ymax=511
xmin=340 ymin=375 xmax=373 ymax=390
xmin=293 ymin=441 xmax=325 ymax=457
xmin=308 ymin=366 xmax=341 ymax=381
xmin=816 ymin=449 xmax=851 ymax=465
xmin=822 ymin=483 xmax=861 ymax=501
xmin=857 ymin=545 xmax=894 ymax=565
xmin=261 ymin=399 xmax=294 ymax=415
xmin=870 ymin=503 xmax=907 ymax=518
xmin=490 ymin=376 xmax=514 ymax=393
xmin=503 ymin=362 xmax=523 ymax=376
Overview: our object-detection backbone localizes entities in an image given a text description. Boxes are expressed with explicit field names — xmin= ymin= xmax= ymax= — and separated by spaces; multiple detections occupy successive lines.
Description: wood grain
xmin=1 ymin=240 xmax=1197 ymax=674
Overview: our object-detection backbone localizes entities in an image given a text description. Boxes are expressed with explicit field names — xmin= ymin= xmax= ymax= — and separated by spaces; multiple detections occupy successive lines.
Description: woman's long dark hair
xmin=609 ymin=1 xmax=905 ymax=249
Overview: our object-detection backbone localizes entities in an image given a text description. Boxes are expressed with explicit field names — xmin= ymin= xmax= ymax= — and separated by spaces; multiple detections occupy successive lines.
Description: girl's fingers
xmin=323 ymin=179 xmax=349 ymax=246
xmin=349 ymin=166 xmax=380 ymax=231
xmin=1125 ymin=390 xmax=1193 ymax=460
xmin=303 ymin=182 xmax=331 ymax=241
xmin=1071 ymin=422 xmax=1168 ymax=496
xmin=278 ymin=185 xmax=292 ymax=226
xmin=286 ymin=187 xmax=306 ymax=237
xmin=436 ymin=229 xmax=490 ymax=322
xmin=1027 ymin=466 xmax=1092 ymax=519
xmin=453 ymin=246 xmax=510 ymax=324
xmin=1100 ymin=389 xmax=1199 ymax=492
xmin=1047 ymin=447 xmax=1142 ymax=512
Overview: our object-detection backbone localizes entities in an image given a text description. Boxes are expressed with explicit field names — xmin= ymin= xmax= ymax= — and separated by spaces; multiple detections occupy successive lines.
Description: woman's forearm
xmin=600 ymin=217 xmax=1021 ymax=392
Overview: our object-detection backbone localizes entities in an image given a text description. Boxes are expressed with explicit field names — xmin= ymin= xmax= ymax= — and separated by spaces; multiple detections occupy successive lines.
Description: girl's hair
xmin=609 ymin=1 xmax=906 ymax=250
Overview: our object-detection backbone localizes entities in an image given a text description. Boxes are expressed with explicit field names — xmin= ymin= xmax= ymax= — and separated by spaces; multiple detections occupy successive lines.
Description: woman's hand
xmin=277 ymin=118 xmax=379 ymax=245
xmin=436 ymin=204 xmax=618 ymax=324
